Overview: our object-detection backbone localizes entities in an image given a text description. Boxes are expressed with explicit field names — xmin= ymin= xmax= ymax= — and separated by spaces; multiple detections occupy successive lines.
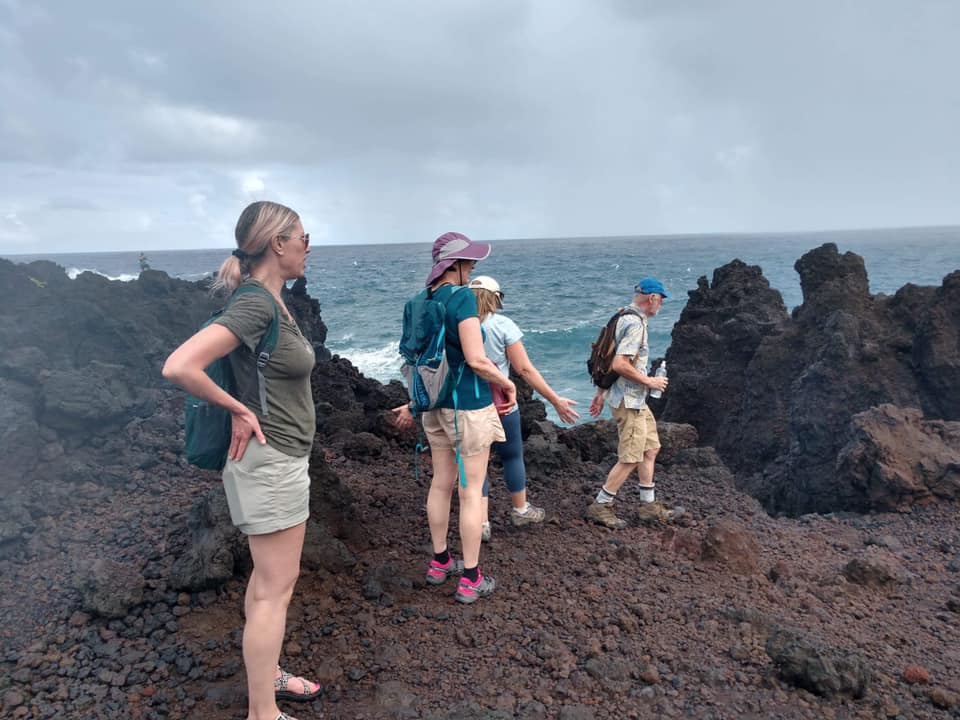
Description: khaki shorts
xmin=222 ymin=440 xmax=310 ymax=535
xmin=422 ymin=404 xmax=506 ymax=457
xmin=611 ymin=402 xmax=661 ymax=463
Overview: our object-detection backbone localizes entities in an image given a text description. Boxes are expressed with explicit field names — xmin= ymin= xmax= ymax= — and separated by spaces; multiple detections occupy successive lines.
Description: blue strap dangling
xmin=451 ymin=364 xmax=467 ymax=488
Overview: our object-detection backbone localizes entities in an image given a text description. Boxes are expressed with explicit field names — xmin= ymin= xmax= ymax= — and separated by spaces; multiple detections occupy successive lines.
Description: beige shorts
xmin=222 ymin=440 xmax=310 ymax=535
xmin=611 ymin=402 xmax=661 ymax=463
xmin=422 ymin=404 xmax=506 ymax=457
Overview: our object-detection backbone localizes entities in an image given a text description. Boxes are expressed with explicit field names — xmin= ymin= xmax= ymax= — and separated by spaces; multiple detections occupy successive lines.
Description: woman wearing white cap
xmin=393 ymin=232 xmax=516 ymax=604
xmin=468 ymin=275 xmax=580 ymax=541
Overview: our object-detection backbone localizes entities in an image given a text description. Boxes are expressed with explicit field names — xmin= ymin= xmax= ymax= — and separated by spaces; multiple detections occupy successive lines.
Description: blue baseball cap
xmin=634 ymin=277 xmax=670 ymax=298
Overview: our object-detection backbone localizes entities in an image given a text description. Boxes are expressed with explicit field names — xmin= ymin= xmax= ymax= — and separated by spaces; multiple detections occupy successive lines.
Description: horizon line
xmin=2 ymin=221 xmax=958 ymax=257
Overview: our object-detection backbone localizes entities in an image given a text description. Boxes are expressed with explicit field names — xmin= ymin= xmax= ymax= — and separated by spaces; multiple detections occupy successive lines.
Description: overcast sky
xmin=1 ymin=0 xmax=958 ymax=254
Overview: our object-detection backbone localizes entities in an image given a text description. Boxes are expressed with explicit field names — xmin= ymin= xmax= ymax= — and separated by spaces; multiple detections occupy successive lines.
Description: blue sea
xmin=5 ymin=227 xmax=959 ymax=423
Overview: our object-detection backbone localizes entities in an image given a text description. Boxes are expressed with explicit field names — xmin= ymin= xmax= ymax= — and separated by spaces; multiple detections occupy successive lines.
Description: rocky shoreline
xmin=0 ymin=246 xmax=958 ymax=719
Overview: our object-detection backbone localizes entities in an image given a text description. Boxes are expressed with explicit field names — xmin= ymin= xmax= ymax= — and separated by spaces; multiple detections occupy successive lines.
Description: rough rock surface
xmin=660 ymin=243 xmax=960 ymax=515
xmin=1 ymin=256 xmax=959 ymax=720
xmin=841 ymin=548 xmax=907 ymax=588
xmin=75 ymin=558 xmax=146 ymax=618
xmin=836 ymin=404 xmax=960 ymax=511
xmin=168 ymin=488 xmax=248 ymax=592
xmin=700 ymin=519 xmax=761 ymax=575
xmin=765 ymin=628 xmax=872 ymax=699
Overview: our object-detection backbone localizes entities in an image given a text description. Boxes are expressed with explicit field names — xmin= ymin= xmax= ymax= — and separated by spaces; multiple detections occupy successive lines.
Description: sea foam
xmin=66 ymin=267 xmax=139 ymax=282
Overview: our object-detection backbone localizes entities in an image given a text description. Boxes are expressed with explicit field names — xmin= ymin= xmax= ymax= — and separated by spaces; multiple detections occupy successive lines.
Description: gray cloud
xmin=1 ymin=0 xmax=958 ymax=253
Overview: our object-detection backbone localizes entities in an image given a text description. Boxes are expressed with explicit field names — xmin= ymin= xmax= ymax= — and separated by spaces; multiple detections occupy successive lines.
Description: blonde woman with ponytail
xmin=163 ymin=201 xmax=319 ymax=720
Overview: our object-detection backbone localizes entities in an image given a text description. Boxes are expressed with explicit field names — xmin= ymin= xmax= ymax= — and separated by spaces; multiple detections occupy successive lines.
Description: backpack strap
xmin=611 ymin=305 xmax=647 ymax=372
xmin=229 ymin=284 xmax=280 ymax=416
xmin=449 ymin=363 xmax=468 ymax=488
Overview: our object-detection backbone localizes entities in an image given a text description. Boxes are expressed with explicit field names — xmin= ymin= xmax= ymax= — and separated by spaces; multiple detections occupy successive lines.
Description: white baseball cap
xmin=468 ymin=275 xmax=502 ymax=297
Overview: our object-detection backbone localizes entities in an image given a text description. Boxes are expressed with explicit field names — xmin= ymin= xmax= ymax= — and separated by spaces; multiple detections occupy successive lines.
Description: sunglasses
xmin=280 ymin=232 xmax=310 ymax=248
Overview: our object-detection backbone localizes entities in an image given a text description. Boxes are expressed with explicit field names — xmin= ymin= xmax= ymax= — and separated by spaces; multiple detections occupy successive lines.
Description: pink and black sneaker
xmin=425 ymin=556 xmax=464 ymax=585
xmin=454 ymin=571 xmax=497 ymax=604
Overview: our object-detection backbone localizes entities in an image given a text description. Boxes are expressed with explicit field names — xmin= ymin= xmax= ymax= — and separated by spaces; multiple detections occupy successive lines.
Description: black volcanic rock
xmin=312 ymin=355 xmax=407 ymax=439
xmin=654 ymin=257 xmax=791 ymax=474
xmin=74 ymin=557 xmax=146 ymax=618
xmin=765 ymin=628 xmax=872 ymax=699
xmin=0 ymin=259 xmax=352 ymax=568
xmin=913 ymin=269 xmax=960 ymax=420
xmin=285 ymin=276 xmax=331 ymax=360
xmin=661 ymin=243 xmax=960 ymax=515
xmin=169 ymin=488 xmax=248 ymax=592
xmin=4 ymin=252 xmax=960 ymax=720
xmin=513 ymin=371 xmax=549 ymax=440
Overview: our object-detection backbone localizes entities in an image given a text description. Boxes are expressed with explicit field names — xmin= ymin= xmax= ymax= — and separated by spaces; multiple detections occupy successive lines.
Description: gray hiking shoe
xmin=586 ymin=502 xmax=627 ymax=529
xmin=425 ymin=556 xmax=464 ymax=585
xmin=511 ymin=503 xmax=546 ymax=527
xmin=455 ymin=572 xmax=497 ymax=604
xmin=636 ymin=501 xmax=686 ymax=524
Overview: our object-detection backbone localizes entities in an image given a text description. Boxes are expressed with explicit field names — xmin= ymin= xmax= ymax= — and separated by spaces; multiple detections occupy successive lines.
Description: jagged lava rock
xmin=661 ymin=243 xmax=960 ymax=515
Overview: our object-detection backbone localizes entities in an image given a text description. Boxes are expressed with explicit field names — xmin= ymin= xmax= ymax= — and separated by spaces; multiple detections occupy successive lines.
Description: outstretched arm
xmin=505 ymin=339 xmax=580 ymax=424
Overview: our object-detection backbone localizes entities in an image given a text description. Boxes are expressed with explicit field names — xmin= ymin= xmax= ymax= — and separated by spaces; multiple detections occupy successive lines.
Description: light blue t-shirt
xmin=481 ymin=312 xmax=524 ymax=413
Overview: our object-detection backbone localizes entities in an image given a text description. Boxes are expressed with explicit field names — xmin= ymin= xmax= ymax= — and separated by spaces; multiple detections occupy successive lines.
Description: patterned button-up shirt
xmin=603 ymin=304 xmax=649 ymax=410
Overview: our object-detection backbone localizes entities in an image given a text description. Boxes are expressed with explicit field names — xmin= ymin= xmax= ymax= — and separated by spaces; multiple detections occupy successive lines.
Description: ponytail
xmin=210 ymin=200 xmax=299 ymax=296
xmin=211 ymin=255 xmax=244 ymax=295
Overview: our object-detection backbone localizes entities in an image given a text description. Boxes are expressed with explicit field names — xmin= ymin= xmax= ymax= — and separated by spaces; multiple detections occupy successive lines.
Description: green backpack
xmin=184 ymin=285 xmax=279 ymax=470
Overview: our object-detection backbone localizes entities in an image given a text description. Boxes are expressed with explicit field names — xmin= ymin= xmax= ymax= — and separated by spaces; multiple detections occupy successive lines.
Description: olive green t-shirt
xmin=214 ymin=279 xmax=316 ymax=457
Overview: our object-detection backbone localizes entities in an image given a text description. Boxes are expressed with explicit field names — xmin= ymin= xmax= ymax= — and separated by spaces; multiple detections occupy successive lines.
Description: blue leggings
xmin=482 ymin=408 xmax=526 ymax=498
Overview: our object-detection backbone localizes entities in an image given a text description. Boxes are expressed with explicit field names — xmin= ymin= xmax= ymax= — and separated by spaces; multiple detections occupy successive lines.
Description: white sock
xmin=595 ymin=488 xmax=616 ymax=505
xmin=638 ymin=485 xmax=655 ymax=504
xmin=512 ymin=502 xmax=531 ymax=515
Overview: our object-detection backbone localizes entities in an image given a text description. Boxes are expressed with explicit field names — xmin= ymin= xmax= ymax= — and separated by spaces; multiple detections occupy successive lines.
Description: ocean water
xmin=5 ymin=226 xmax=958 ymax=423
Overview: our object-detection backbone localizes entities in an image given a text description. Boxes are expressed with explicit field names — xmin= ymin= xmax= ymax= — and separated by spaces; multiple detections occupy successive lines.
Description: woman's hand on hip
xmin=229 ymin=407 xmax=266 ymax=461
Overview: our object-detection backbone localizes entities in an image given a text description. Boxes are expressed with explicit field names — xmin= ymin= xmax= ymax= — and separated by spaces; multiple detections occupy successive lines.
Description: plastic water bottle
xmin=649 ymin=361 xmax=667 ymax=399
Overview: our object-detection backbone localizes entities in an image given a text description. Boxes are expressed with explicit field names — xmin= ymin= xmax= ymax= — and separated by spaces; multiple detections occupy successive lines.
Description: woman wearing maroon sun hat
xmin=393 ymin=232 xmax=515 ymax=604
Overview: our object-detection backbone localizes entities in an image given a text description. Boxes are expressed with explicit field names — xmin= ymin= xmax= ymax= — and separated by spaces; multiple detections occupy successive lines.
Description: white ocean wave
xmin=66 ymin=267 xmax=138 ymax=282
xmin=335 ymin=341 xmax=403 ymax=384
xmin=523 ymin=318 xmax=592 ymax=335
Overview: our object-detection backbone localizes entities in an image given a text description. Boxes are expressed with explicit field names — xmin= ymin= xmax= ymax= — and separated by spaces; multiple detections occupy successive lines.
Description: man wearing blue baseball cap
xmin=586 ymin=277 xmax=682 ymax=528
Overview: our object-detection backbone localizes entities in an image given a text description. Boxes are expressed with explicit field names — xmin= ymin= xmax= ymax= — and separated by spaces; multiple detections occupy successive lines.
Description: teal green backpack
xmin=184 ymin=285 xmax=279 ymax=470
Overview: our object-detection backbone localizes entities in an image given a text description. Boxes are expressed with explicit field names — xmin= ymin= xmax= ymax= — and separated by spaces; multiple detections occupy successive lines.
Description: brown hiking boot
xmin=636 ymin=501 xmax=685 ymax=524
xmin=586 ymin=502 xmax=627 ymax=529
